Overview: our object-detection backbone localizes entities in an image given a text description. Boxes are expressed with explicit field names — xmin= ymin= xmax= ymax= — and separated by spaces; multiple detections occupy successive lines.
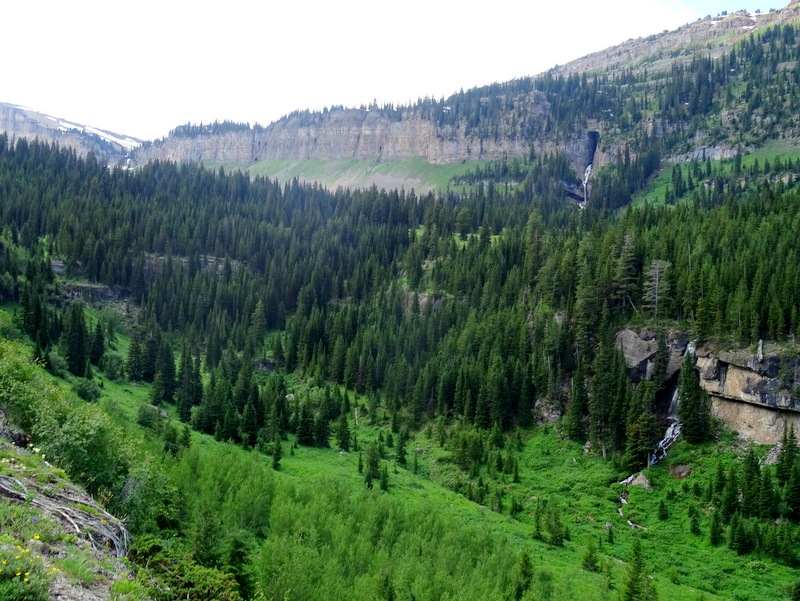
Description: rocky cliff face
xmin=616 ymin=329 xmax=800 ymax=444
xmin=696 ymin=346 xmax=800 ymax=443
xmin=132 ymin=95 xmax=599 ymax=172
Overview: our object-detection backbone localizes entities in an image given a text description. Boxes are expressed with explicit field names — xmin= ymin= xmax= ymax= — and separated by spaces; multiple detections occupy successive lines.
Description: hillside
xmin=2 ymin=4 xmax=800 ymax=601
xmin=1 ymin=119 xmax=800 ymax=598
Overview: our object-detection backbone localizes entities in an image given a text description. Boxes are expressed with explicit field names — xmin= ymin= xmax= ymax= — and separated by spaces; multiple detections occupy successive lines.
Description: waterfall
xmin=650 ymin=386 xmax=681 ymax=465
xmin=582 ymin=164 xmax=592 ymax=205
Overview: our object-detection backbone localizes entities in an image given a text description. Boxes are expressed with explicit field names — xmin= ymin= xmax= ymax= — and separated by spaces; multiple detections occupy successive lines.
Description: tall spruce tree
xmin=89 ymin=319 xmax=105 ymax=366
xmin=677 ymin=353 xmax=711 ymax=443
xmin=64 ymin=302 xmax=88 ymax=376
xmin=335 ymin=402 xmax=350 ymax=452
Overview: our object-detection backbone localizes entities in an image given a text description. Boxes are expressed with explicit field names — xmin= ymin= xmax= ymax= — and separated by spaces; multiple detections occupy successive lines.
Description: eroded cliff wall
xmin=132 ymin=95 xmax=600 ymax=171
xmin=616 ymin=328 xmax=800 ymax=444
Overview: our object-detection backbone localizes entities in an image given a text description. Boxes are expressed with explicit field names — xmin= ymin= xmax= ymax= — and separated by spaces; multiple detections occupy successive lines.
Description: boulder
xmin=669 ymin=464 xmax=692 ymax=479
xmin=616 ymin=329 xmax=657 ymax=382
xmin=627 ymin=473 xmax=653 ymax=490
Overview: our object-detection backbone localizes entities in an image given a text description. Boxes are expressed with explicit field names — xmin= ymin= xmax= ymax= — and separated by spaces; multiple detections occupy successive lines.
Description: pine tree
xmin=296 ymin=404 xmax=315 ymax=446
xmin=515 ymin=550 xmax=533 ymax=600
xmin=581 ymin=539 xmax=599 ymax=572
xmin=622 ymin=537 xmax=658 ymax=601
xmin=379 ymin=462 xmax=389 ymax=491
xmin=272 ymin=433 xmax=282 ymax=470
xmin=786 ymin=463 xmax=800 ymax=522
xmin=176 ymin=345 xmax=199 ymax=422
xmin=365 ymin=442 xmax=380 ymax=488
xmin=336 ymin=403 xmax=350 ymax=452
xmin=741 ymin=447 xmax=761 ymax=517
xmin=720 ymin=467 xmax=740 ymax=523
xmin=157 ymin=339 xmax=176 ymax=405
xmin=545 ymin=498 xmax=565 ymax=546
xmin=677 ymin=353 xmax=712 ymax=443
xmin=642 ymin=259 xmax=670 ymax=323
xmin=625 ymin=381 xmax=661 ymax=470
xmin=127 ymin=337 xmax=144 ymax=382
xmin=64 ymin=302 xmax=88 ymax=376
xmin=150 ymin=370 xmax=166 ymax=406
xmin=709 ymin=509 xmax=723 ymax=546
xmin=239 ymin=401 xmax=259 ymax=448
xmin=394 ymin=429 xmax=406 ymax=466
xmin=777 ymin=425 xmax=797 ymax=486
xmin=657 ymin=499 xmax=669 ymax=520
xmin=564 ymin=363 xmax=587 ymax=441
xmin=314 ymin=412 xmax=329 ymax=447
xmin=758 ymin=468 xmax=777 ymax=519
xmin=89 ymin=320 xmax=105 ymax=366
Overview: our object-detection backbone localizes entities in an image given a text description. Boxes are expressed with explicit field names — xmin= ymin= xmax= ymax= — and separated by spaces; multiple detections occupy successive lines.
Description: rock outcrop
xmin=615 ymin=328 xmax=689 ymax=382
xmin=616 ymin=329 xmax=800 ymax=444
xmin=132 ymin=98 xmax=600 ymax=172
xmin=696 ymin=345 xmax=800 ymax=443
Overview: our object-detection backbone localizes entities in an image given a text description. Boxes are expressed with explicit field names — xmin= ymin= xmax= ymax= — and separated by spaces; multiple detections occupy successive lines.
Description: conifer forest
xmin=1 ymin=17 xmax=800 ymax=601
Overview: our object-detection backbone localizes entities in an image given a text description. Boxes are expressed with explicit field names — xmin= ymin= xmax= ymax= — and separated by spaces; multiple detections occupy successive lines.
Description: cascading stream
xmin=650 ymin=386 xmax=681 ymax=465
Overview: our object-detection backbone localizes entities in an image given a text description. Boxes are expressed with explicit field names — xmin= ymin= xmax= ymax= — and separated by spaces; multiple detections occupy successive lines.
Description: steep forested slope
xmin=2 ymin=15 xmax=800 ymax=601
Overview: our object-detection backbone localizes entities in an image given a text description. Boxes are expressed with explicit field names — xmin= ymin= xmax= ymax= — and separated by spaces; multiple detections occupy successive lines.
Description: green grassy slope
xmin=210 ymin=157 xmax=486 ymax=193
xmin=1 ymin=304 xmax=797 ymax=601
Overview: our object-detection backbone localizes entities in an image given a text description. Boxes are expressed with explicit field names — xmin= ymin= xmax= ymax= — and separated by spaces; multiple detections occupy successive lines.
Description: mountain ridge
xmin=0 ymin=102 xmax=140 ymax=166
xmin=4 ymin=1 xmax=800 ymax=192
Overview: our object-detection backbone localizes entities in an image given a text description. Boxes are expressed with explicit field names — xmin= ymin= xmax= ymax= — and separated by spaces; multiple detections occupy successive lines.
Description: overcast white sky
xmin=1 ymin=0 xmax=780 ymax=141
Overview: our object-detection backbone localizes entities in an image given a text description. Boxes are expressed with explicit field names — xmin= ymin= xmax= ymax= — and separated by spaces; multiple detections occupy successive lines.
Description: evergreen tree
xmin=335 ymin=403 xmax=351 ymax=452
xmin=64 ymin=302 xmax=88 ymax=376
xmin=709 ymin=509 xmax=723 ymax=546
xmin=545 ymin=498 xmax=565 ymax=546
xmin=564 ymin=363 xmax=587 ymax=441
xmin=741 ymin=447 xmax=761 ymax=518
xmin=625 ymin=381 xmax=661 ymax=470
xmin=150 ymin=371 xmax=166 ymax=406
xmin=777 ymin=425 xmax=798 ymax=486
xmin=296 ymin=404 xmax=315 ymax=446
xmin=786 ymin=463 xmax=800 ymax=522
xmin=622 ymin=537 xmax=658 ymax=601
xmin=239 ymin=401 xmax=259 ymax=448
xmin=89 ymin=319 xmax=105 ymax=366
xmin=515 ymin=550 xmax=533 ymax=600
xmin=581 ymin=539 xmax=599 ymax=573
xmin=365 ymin=442 xmax=380 ymax=488
xmin=272 ymin=433 xmax=282 ymax=470
xmin=720 ymin=467 xmax=740 ymax=523
xmin=677 ymin=353 xmax=712 ymax=443
xmin=127 ymin=336 xmax=144 ymax=381
xmin=758 ymin=468 xmax=777 ymax=519
xmin=379 ymin=462 xmax=389 ymax=491
xmin=157 ymin=339 xmax=177 ymax=405
xmin=314 ymin=412 xmax=330 ymax=447
xmin=642 ymin=259 xmax=670 ymax=323
xmin=396 ymin=429 xmax=408 ymax=466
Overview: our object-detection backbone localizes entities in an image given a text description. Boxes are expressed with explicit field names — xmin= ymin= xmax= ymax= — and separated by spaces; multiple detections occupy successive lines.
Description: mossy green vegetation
xmin=1 ymin=333 xmax=798 ymax=600
xmin=3 ymin=27 xmax=800 ymax=597
xmin=213 ymin=156 xmax=485 ymax=193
